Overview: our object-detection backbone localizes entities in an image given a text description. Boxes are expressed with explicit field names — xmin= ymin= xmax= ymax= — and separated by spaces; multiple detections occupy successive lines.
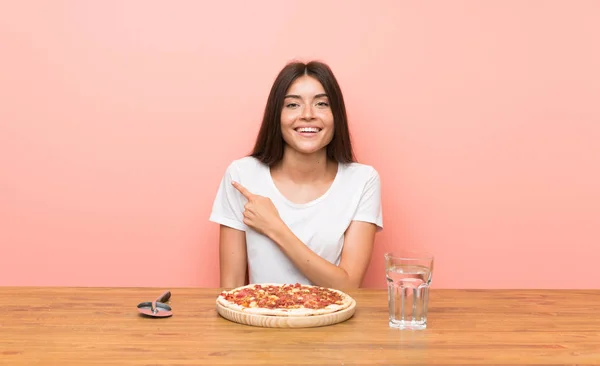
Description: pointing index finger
xmin=231 ymin=181 xmax=254 ymax=199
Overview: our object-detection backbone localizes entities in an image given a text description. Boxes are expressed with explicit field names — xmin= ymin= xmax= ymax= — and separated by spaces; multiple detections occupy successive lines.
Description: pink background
xmin=1 ymin=1 xmax=598 ymax=289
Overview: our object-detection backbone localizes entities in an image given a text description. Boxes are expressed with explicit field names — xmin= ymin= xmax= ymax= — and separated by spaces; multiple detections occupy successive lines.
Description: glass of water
xmin=385 ymin=251 xmax=434 ymax=330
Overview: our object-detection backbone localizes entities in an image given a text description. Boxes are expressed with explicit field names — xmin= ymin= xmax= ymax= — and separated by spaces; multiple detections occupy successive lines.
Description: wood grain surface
xmin=1 ymin=287 xmax=599 ymax=365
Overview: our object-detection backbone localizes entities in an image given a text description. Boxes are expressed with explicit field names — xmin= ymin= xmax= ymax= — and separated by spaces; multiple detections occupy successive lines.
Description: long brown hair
xmin=250 ymin=60 xmax=356 ymax=166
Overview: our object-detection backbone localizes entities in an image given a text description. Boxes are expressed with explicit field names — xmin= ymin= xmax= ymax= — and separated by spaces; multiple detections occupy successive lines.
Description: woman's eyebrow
xmin=284 ymin=93 xmax=329 ymax=99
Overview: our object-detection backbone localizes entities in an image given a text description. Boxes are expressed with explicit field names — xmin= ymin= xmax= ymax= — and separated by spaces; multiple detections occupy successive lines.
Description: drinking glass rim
xmin=384 ymin=251 xmax=434 ymax=261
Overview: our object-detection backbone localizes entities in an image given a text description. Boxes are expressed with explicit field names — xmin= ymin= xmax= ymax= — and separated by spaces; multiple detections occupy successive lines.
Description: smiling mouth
xmin=294 ymin=127 xmax=322 ymax=133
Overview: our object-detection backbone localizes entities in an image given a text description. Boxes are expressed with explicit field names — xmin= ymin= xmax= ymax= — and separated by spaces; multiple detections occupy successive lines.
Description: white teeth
xmin=296 ymin=127 xmax=320 ymax=133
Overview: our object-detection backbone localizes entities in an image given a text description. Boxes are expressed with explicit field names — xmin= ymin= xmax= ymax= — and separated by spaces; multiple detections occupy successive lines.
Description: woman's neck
xmin=272 ymin=147 xmax=336 ymax=184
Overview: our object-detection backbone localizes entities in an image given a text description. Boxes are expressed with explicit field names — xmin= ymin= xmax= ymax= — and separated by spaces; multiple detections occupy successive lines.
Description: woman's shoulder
xmin=223 ymin=156 xmax=267 ymax=175
xmin=340 ymin=161 xmax=380 ymax=181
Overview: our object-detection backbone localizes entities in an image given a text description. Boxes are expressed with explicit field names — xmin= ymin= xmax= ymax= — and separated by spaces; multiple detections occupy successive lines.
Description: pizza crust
xmin=217 ymin=283 xmax=354 ymax=317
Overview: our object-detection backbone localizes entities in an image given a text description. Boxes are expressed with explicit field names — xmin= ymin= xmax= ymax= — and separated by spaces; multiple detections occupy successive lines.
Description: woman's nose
xmin=302 ymin=105 xmax=315 ymax=119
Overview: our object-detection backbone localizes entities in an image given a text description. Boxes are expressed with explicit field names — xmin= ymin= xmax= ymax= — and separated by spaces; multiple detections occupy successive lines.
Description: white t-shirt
xmin=209 ymin=156 xmax=383 ymax=285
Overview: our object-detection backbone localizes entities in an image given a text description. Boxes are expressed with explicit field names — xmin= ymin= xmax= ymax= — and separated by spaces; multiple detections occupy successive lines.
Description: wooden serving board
xmin=216 ymin=299 xmax=357 ymax=328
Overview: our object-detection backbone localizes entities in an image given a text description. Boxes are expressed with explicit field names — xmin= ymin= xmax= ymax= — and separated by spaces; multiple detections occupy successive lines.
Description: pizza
xmin=216 ymin=283 xmax=354 ymax=317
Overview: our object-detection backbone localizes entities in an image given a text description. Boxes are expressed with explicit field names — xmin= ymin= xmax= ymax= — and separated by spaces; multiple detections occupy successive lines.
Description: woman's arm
xmin=230 ymin=180 xmax=380 ymax=290
xmin=269 ymin=220 xmax=377 ymax=289
xmin=218 ymin=225 xmax=248 ymax=288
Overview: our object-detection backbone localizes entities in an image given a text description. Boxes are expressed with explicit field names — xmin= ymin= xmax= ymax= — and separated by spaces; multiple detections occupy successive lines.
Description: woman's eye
xmin=316 ymin=102 xmax=329 ymax=107
xmin=286 ymin=103 xmax=299 ymax=108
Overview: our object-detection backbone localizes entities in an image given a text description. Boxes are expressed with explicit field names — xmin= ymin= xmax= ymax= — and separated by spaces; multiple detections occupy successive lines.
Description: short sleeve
xmin=353 ymin=167 xmax=383 ymax=231
xmin=208 ymin=162 xmax=248 ymax=231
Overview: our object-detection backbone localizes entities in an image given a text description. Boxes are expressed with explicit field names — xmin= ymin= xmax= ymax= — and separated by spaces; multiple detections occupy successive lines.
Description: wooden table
xmin=1 ymin=287 xmax=599 ymax=365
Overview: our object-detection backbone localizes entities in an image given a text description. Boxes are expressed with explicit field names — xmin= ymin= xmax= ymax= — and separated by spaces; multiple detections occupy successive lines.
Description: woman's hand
xmin=232 ymin=181 xmax=285 ymax=238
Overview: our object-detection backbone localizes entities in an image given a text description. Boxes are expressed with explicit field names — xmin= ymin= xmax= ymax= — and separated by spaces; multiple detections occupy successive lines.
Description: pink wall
xmin=1 ymin=1 xmax=598 ymax=289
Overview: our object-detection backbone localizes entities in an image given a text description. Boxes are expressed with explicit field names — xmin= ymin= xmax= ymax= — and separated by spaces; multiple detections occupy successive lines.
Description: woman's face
xmin=280 ymin=75 xmax=334 ymax=157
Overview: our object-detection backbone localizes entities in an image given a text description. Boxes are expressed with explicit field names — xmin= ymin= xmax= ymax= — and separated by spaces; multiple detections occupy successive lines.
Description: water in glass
xmin=386 ymin=253 xmax=433 ymax=330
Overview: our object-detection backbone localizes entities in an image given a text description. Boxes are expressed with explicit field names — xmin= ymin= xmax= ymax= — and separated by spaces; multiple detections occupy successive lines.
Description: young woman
xmin=209 ymin=60 xmax=383 ymax=289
